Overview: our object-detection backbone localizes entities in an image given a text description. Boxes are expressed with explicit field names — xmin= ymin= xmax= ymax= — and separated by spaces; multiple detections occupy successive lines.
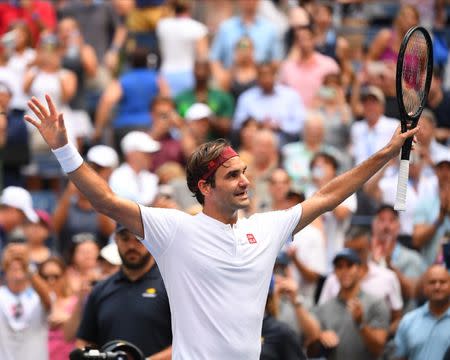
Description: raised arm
xmin=294 ymin=126 xmax=420 ymax=234
xmin=25 ymin=95 xmax=144 ymax=238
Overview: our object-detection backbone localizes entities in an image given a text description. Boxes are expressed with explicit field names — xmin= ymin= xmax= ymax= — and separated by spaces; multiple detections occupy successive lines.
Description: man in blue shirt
xmin=394 ymin=265 xmax=450 ymax=360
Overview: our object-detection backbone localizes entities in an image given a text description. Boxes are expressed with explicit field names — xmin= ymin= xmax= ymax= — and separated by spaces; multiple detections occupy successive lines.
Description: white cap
xmin=120 ymin=131 xmax=160 ymax=155
xmin=185 ymin=103 xmax=212 ymax=122
xmin=0 ymin=186 xmax=38 ymax=223
xmin=87 ymin=145 xmax=119 ymax=168
xmin=434 ymin=151 xmax=450 ymax=166
xmin=100 ymin=242 xmax=122 ymax=266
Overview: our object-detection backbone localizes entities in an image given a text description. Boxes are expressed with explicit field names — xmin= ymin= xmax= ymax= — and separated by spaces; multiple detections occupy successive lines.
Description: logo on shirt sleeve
xmin=246 ymin=233 xmax=257 ymax=244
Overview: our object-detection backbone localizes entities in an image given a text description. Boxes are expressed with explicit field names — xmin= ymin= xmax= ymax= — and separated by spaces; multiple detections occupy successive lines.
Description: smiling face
xmin=201 ymin=157 xmax=251 ymax=214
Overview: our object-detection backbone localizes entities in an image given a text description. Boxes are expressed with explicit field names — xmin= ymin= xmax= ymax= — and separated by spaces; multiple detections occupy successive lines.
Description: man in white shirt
xmin=25 ymin=95 xmax=418 ymax=359
xmin=109 ymin=131 xmax=160 ymax=205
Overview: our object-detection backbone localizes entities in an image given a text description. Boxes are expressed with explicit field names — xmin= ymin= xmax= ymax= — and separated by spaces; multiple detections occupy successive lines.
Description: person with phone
xmin=25 ymin=94 xmax=418 ymax=359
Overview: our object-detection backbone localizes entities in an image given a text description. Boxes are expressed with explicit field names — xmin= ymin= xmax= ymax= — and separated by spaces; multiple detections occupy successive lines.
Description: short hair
xmin=310 ymin=152 xmax=338 ymax=171
xmin=186 ymin=139 xmax=231 ymax=205
xmin=150 ymin=95 xmax=175 ymax=112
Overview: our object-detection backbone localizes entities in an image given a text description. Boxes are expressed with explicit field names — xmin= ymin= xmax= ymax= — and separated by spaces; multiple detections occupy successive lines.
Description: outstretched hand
xmin=386 ymin=125 xmax=420 ymax=158
xmin=24 ymin=95 xmax=68 ymax=150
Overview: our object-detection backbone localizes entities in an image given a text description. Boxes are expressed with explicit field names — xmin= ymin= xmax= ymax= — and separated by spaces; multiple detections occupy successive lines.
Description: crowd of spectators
xmin=0 ymin=0 xmax=449 ymax=359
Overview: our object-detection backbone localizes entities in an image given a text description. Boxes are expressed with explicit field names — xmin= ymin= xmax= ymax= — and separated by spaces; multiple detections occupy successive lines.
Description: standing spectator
xmin=0 ymin=0 xmax=57 ymax=46
xmin=85 ymin=144 xmax=119 ymax=182
xmin=370 ymin=205 xmax=427 ymax=310
xmin=109 ymin=131 xmax=160 ymax=206
xmin=156 ymin=0 xmax=208 ymax=96
xmin=279 ymin=25 xmax=339 ymax=108
xmin=319 ymin=228 xmax=404 ymax=339
xmin=350 ymin=86 xmax=398 ymax=165
xmin=180 ymin=102 xmax=214 ymax=156
xmin=221 ymin=36 xmax=258 ymax=101
xmin=0 ymin=242 xmax=52 ymax=360
xmin=260 ymin=168 xmax=293 ymax=212
xmin=76 ymin=224 xmax=172 ymax=359
xmin=210 ymin=0 xmax=282 ymax=88
xmin=413 ymin=154 xmax=450 ymax=265
xmin=232 ymin=62 xmax=306 ymax=147
xmin=305 ymin=249 xmax=390 ymax=360
xmin=175 ymin=59 xmax=234 ymax=139
xmin=5 ymin=21 xmax=35 ymax=113
xmin=23 ymin=209 xmax=53 ymax=265
xmin=93 ymin=47 xmax=169 ymax=149
xmin=426 ymin=70 xmax=450 ymax=144
xmin=39 ymin=256 xmax=77 ymax=360
xmin=394 ymin=265 xmax=450 ymax=360
xmin=0 ymin=186 xmax=38 ymax=252
xmin=0 ymin=81 xmax=30 ymax=188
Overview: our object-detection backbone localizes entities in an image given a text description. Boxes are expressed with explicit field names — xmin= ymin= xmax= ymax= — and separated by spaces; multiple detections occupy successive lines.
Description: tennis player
xmin=25 ymin=95 xmax=419 ymax=359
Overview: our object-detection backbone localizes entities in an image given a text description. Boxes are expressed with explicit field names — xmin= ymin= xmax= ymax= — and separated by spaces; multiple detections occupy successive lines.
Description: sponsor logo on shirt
xmin=142 ymin=288 xmax=157 ymax=298
xmin=246 ymin=233 xmax=257 ymax=244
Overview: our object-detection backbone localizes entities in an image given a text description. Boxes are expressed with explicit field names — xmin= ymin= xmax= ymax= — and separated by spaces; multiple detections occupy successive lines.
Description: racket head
xmin=396 ymin=26 xmax=433 ymax=128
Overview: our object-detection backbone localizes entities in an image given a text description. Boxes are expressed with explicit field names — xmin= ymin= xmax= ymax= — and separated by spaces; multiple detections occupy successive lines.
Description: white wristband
xmin=51 ymin=142 xmax=83 ymax=173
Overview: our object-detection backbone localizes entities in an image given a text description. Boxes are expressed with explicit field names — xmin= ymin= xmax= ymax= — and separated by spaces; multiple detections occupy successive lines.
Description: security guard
xmin=76 ymin=224 xmax=172 ymax=358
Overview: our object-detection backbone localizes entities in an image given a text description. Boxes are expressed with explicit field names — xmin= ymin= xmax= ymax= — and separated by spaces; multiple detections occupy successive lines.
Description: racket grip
xmin=394 ymin=159 xmax=410 ymax=211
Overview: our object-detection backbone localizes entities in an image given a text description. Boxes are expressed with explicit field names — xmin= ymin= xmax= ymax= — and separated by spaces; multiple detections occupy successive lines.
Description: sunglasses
xmin=41 ymin=273 xmax=62 ymax=281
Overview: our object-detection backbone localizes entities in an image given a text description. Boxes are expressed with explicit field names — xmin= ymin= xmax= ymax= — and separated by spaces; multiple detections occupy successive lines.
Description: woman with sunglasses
xmin=39 ymin=256 xmax=77 ymax=360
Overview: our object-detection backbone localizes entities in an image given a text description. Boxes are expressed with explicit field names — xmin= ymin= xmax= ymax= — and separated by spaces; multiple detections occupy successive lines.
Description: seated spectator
xmin=148 ymin=96 xmax=187 ymax=171
xmin=260 ymin=276 xmax=306 ymax=359
xmin=98 ymin=242 xmax=121 ymax=279
xmin=394 ymin=265 xmax=450 ymax=360
xmin=220 ymin=36 xmax=258 ymax=101
xmin=413 ymin=154 xmax=450 ymax=265
xmin=210 ymin=0 xmax=282 ymax=88
xmin=65 ymin=233 xmax=101 ymax=294
xmin=232 ymin=62 xmax=306 ymax=147
xmin=156 ymin=0 xmax=208 ymax=96
xmin=93 ymin=47 xmax=169 ymax=150
xmin=109 ymin=131 xmax=160 ymax=206
xmin=175 ymin=59 xmax=234 ymax=139
xmin=53 ymin=181 xmax=115 ymax=257
xmin=0 ymin=242 xmax=52 ymax=360
xmin=0 ymin=81 xmax=30 ymax=187
xmin=179 ymin=102 xmax=213 ymax=156
xmin=23 ymin=209 xmax=53 ymax=265
xmin=312 ymin=72 xmax=353 ymax=150
xmin=310 ymin=152 xmax=357 ymax=272
xmin=304 ymin=249 xmax=390 ymax=360
xmin=86 ymin=144 xmax=119 ymax=182
xmin=319 ymin=228 xmax=403 ymax=339
xmin=426 ymin=69 xmax=450 ymax=144
xmin=282 ymin=112 xmax=350 ymax=193
xmin=366 ymin=5 xmax=420 ymax=118
xmin=75 ymin=224 xmax=172 ymax=358
xmin=370 ymin=205 xmax=426 ymax=311
xmin=235 ymin=117 xmax=260 ymax=156
xmin=279 ymin=24 xmax=339 ymax=108
xmin=283 ymin=5 xmax=310 ymax=59
xmin=0 ymin=186 xmax=38 ymax=252
xmin=350 ymin=86 xmax=398 ymax=165
xmin=259 ymin=168 xmax=293 ymax=212
xmin=39 ymin=256 xmax=77 ymax=360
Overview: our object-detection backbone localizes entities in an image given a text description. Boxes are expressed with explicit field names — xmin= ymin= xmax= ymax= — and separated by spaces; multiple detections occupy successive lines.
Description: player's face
xmin=211 ymin=157 xmax=251 ymax=211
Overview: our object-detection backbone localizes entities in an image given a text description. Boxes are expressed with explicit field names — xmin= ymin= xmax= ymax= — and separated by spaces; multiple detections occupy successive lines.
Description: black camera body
xmin=69 ymin=340 xmax=145 ymax=360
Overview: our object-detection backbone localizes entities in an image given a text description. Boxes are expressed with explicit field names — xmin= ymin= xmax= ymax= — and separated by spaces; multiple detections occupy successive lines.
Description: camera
xmin=69 ymin=340 xmax=144 ymax=360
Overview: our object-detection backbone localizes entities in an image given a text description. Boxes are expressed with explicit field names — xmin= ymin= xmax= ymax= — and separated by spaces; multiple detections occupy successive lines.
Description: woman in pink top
xmin=39 ymin=257 xmax=77 ymax=360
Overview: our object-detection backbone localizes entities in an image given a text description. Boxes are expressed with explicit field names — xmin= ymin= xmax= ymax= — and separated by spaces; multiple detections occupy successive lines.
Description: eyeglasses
xmin=41 ymin=273 xmax=62 ymax=281
xmin=12 ymin=299 xmax=23 ymax=319
xmin=72 ymin=232 xmax=97 ymax=244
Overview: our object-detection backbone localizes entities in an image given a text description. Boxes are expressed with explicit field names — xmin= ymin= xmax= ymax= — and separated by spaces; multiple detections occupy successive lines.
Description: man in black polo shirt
xmin=76 ymin=224 xmax=172 ymax=358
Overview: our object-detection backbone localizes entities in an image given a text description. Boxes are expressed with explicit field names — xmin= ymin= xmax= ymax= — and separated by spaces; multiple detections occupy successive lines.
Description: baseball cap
xmin=185 ymin=103 xmax=212 ymax=122
xmin=100 ymin=242 xmax=122 ymax=266
xmin=361 ymin=86 xmax=385 ymax=104
xmin=36 ymin=209 xmax=52 ymax=229
xmin=120 ymin=131 xmax=160 ymax=155
xmin=333 ymin=248 xmax=361 ymax=266
xmin=0 ymin=186 xmax=38 ymax=223
xmin=87 ymin=145 xmax=119 ymax=168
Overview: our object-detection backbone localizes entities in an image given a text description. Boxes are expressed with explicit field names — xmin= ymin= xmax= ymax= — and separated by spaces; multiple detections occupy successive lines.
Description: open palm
xmin=24 ymin=95 xmax=68 ymax=150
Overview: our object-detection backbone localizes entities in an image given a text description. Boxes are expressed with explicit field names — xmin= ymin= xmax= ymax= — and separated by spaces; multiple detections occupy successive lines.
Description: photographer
xmin=0 ymin=242 xmax=52 ymax=360
xmin=73 ymin=224 xmax=172 ymax=360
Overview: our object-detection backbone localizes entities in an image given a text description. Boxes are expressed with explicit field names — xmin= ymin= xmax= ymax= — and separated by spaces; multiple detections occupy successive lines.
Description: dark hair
xmin=376 ymin=204 xmax=399 ymax=218
xmin=9 ymin=20 xmax=32 ymax=48
xmin=150 ymin=95 xmax=175 ymax=112
xmin=127 ymin=47 xmax=153 ymax=68
xmin=172 ymin=0 xmax=191 ymax=15
xmin=310 ymin=152 xmax=338 ymax=171
xmin=39 ymin=256 xmax=67 ymax=277
xmin=186 ymin=139 xmax=231 ymax=204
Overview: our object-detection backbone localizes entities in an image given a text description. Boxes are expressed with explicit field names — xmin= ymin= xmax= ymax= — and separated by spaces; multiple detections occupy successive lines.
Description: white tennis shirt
xmin=139 ymin=204 xmax=302 ymax=359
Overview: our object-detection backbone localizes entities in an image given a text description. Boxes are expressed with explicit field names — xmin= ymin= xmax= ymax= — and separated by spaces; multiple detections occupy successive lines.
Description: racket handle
xmin=394 ymin=159 xmax=410 ymax=211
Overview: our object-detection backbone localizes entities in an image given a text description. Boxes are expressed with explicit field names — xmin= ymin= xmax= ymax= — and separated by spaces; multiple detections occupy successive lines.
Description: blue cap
xmin=333 ymin=248 xmax=361 ymax=266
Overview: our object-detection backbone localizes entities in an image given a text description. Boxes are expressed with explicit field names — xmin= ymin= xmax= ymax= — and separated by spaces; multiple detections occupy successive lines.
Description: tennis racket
xmin=394 ymin=26 xmax=433 ymax=211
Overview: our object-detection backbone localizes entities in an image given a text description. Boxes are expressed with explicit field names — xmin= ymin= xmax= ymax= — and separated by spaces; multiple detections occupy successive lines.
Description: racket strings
xmin=402 ymin=31 xmax=429 ymax=117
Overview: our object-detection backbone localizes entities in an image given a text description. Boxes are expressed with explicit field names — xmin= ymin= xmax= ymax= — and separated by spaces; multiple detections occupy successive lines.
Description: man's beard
xmin=120 ymin=251 xmax=152 ymax=270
